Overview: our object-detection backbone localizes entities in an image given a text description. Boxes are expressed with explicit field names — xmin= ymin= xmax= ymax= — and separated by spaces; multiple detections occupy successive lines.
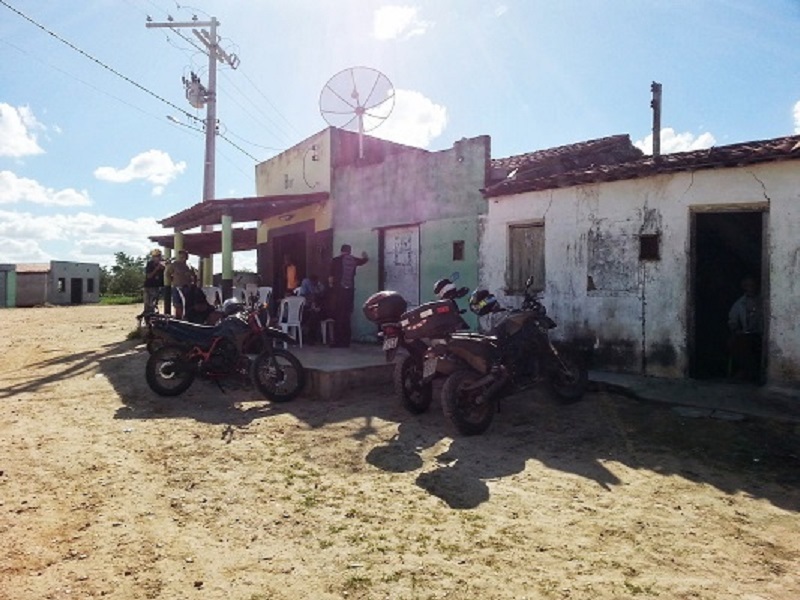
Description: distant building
xmin=14 ymin=261 xmax=101 ymax=307
xmin=0 ymin=264 xmax=15 ymax=307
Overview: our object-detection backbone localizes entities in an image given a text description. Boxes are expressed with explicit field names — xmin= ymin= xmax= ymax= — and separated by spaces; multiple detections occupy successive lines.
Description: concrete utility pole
xmin=146 ymin=16 xmax=240 ymax=288
xmin=650 ymin=81 xmax=662 ymax=161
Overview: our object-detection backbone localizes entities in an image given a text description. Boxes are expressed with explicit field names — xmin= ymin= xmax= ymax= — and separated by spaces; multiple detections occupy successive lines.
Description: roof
xmin=484 ymin=134 xmax=800 ymax=198
xmin=158 ymin=192 xmax=330 ymax=230
xmin=16 ymin=263 xmax=51 ymax=273
xmin=149 ymin=227 xmax=258 ymax=256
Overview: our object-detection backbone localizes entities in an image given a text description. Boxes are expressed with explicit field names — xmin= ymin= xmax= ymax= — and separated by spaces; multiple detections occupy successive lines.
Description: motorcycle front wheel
xmin=251 ymin=348 xmax=306 ymax=402
xmin=145 ymin=344 xmax=195 ymax=396
xmin=441 ymin=369 xmax=496 ymax=436
xmin=548 ymin=349 xmax=588 ymax=403
xmin=393 ymin=355 xmax=433 ymax=414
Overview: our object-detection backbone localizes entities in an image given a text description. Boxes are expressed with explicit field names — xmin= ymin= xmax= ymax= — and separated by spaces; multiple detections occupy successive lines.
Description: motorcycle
xmin=145 ymin=299 xmax=306 ymax=402
xmin=362 ymin=276 xmax=470 ymax=414
xmin=428 ymin=276 xmax=588 ymax=435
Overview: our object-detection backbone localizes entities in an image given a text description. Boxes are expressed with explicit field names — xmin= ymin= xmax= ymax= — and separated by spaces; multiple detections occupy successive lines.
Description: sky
xmin=1 ymin=0 xmax=799 ymax=272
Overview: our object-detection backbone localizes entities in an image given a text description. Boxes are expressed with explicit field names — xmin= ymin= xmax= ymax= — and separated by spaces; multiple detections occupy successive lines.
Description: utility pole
xmin=146 ymin=15 xmax=240 ymax=289
xmin=650 ymin=81 xmax=662 ymax=161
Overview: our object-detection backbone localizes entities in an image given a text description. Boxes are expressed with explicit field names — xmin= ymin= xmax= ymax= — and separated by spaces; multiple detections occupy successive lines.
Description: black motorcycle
xmin=362 ymin=277 xmax=469 ymax=414
xmin=145 ymin=300 xmax=306 ymax=402
xmin=428 ymin=276 xmax=588 ymax=435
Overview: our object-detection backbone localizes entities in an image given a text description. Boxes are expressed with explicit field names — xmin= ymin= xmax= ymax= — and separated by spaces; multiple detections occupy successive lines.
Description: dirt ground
xmin=1 ymin=304 xmax=799 ymax=600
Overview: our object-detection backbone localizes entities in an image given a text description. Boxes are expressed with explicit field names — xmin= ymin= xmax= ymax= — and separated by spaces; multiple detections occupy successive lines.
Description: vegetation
xmin=100 ymin=252 xmax=146 ymax=301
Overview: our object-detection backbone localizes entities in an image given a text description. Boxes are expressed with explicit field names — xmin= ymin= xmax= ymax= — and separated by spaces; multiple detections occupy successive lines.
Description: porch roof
xmin=149 ymin=227 xmax=259 ymax=257
xmin=158 ymin=192 xmax=329 ymax=229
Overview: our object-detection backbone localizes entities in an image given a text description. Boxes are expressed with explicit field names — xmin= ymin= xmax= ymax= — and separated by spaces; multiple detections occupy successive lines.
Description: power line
xmin=0 ymin=0 xmax=201 ymax=126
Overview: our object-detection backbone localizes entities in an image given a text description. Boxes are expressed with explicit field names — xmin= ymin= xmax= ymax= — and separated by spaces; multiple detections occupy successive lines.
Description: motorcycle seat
xmin=154 ymin=318 xmax=221 ymax=345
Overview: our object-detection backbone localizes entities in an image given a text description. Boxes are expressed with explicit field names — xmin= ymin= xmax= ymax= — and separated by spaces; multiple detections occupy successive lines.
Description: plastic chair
xmin=320 ymin=318 xmax=335 ymax=345
xmin=278 ymin=296 xmax=306 ymax=348
xmin=202 ymin=286 xmax=222 ymax=307
xmin=257 ymin=286 xmax=272 ymax=309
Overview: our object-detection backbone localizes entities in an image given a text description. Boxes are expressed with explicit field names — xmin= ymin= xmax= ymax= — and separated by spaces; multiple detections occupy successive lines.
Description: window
xmin=452 ymin=240 xmax=465 ymax=261
xmin=57 ymin=278 xmax=66 ymax=293
xmin=639 ymin=234 xmax=660 ymax=261
xmin=507 ymin=222 xmax=545 ymax=293
xmin=87 ymin=278 xmax=95 ymax=293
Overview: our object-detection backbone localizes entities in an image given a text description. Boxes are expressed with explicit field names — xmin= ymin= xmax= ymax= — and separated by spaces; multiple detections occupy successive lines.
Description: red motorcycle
xmin=145 ymin=300 xmax=306 ymax=402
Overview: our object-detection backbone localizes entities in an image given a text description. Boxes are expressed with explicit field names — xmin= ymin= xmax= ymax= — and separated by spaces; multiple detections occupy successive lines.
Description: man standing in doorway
xmin=329 ymin=244 xmax=368 ymax=348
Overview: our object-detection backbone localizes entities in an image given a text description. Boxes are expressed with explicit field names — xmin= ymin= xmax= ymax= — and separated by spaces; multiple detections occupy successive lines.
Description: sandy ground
xmin=1 ymin=304 xmax=799 ymax=600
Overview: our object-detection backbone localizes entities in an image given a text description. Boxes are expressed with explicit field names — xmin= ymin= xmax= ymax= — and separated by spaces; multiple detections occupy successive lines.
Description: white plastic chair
xmin=320 ymin=318 xmax=335 ymax=345
xmin=278 ymin=296 xmax=305 ymax=348
xmin=257 ymin=286 xmax=273 ymax=308
xmin=202 ymin=286 xmax=222 ymax=307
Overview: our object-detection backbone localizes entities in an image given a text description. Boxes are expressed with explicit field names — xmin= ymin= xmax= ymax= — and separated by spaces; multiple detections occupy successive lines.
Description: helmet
xmin=468 ymin=289 xmax=498 ymax=316
xmin=433 ymin=278 xmax=457 ymax=300
xmin=222 ymin=298 xmax=244 ymax=316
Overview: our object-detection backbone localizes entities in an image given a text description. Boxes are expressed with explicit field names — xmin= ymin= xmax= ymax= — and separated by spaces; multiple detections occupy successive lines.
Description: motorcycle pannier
xmin=400 ymin=300 xmax=462 ymax=340
xmin=362 ymin=291 xmax=408 ymax=324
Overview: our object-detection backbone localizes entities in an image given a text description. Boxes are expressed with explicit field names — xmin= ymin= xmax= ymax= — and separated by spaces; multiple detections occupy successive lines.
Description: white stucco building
xmin=480 ymin=134 xmax=800 ymax=386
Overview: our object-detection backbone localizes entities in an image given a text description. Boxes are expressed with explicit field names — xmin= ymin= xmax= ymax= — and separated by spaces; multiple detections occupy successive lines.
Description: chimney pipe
xmin=650 ymin=81 xmax=662 ymax=160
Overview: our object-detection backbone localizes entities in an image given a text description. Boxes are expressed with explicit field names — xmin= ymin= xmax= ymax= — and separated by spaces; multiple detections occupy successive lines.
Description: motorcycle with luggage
xmin=426 ymin=276 xmax=588 ymax=435
xmin=362 ymin=277 xmax=470 ymax=414
xmin=145 ymin=299 xmax=306 ymax=402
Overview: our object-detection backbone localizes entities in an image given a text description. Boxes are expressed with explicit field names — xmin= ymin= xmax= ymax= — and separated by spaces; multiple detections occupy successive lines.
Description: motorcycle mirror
xmin=450 ymin=271 xmax=460 ymax=283
xmin=455 ymin=286 xmax=470 ymax=299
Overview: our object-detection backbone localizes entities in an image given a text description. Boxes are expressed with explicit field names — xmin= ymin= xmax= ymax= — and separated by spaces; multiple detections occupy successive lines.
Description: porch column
xmin=221 ymin=214 xmax=233 ymax=300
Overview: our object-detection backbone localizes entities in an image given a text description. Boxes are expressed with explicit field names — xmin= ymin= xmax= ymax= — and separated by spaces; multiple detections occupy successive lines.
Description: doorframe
xmin=687 ymin=203 xmax=769 ymax=380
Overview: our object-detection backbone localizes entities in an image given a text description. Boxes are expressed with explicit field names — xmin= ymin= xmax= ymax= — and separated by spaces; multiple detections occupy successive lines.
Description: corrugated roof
xmin=484 ymin=134 xmax=800 ymax=198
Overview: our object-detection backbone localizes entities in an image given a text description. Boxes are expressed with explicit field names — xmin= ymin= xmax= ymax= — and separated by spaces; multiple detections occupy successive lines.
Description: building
xmin=480 ymin=133 xmax=800 ymax=386
xmin=14 ymin=261 xmax=101 ymax=307
xmin=0 ymin=264 xmax=15 ymax=308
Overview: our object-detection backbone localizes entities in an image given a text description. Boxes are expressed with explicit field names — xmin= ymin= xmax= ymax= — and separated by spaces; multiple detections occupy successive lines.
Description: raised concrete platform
xmin=291 ymin=343 xmax=394 ymax=400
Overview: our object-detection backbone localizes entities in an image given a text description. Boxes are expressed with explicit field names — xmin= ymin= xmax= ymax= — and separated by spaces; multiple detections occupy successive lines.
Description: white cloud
xmin=94 ymin=149 xmax=186 ymax=193
xmin=793 ymin=100 xmax=800 ymax=134
xmin=0 ymin=170 xmax=92 ymax=206
xmin=634 ymin=127 xmax=716 ymax=155
xmin=373 ymin=5 xmax=432 ymax=40
xmin=494 ymin=4 xmax=509 ymax=17
xmin=372 ymin=89 xmax=447 ymax=148
xmin=0 ymin=209 xmax=171 ymax=266
xmin=0 ymin=103 xmax=46 ymax=157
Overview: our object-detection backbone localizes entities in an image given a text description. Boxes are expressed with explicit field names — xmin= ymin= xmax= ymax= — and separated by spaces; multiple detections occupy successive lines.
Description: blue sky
xmin=1 ymin=0 xmax=799 ymax=271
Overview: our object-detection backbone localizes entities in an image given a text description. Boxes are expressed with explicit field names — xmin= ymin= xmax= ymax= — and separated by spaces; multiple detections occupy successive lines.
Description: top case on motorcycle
xmin=400 ymin=300 xmax=464 ymax=340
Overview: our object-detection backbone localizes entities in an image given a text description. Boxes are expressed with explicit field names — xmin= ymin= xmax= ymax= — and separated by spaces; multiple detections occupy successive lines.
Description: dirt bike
xmin=144 ymin=301 xmax=306 ymax=402
xmin=427 ymin=276 xmax=588 ymax=435
xmin=362 ymin=276 xmax=470 ymax=415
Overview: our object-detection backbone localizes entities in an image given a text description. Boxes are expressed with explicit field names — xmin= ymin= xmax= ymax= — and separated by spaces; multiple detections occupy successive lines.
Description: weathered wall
xmin=481 ymin=160 xmax=800 ymax=384
xmin=332 ymin=136 xmax=490 ymax=341
xmin=254 ymin=130 xmax=331 ymax=197
xmin=16 ymin=273 xmax=48 ymax=307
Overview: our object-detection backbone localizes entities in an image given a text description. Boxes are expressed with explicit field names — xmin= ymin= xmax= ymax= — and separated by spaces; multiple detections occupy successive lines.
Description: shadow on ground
xmin=94 ymin=341 xmax=800 ymax=513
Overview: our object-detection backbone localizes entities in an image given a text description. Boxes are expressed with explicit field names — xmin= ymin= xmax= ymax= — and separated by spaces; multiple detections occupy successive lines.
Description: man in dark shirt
xmin=143 ymin=249 xmax=166 ymax=314
xmin=328 ymin=244 xmax=368 ymax=348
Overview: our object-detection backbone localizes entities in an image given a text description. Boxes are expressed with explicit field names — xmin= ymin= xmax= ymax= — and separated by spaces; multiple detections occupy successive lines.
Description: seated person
xmin=298 ymin=274 xmax=326 ymax=343
xmin=183 ymin=283 xmax=223 ymax=325
xmin=727 ymin=276 xmax=762 ymax=382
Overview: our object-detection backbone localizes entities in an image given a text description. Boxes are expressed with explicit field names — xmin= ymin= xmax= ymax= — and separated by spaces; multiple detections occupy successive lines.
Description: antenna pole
xmin=651 ymin=81 xmax=662 ymax=160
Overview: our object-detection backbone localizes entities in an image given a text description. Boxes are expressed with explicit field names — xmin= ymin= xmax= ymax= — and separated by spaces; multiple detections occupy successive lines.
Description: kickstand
xmin=215 ymin=380 xmax=227 ymax=394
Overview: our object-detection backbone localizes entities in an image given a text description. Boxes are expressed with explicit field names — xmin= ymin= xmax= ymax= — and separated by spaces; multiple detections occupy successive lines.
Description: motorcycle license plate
xmin=422 ymin=356 xmax=438 ymax=379
xmin=382 ymin=336 xmax=399 ymax=351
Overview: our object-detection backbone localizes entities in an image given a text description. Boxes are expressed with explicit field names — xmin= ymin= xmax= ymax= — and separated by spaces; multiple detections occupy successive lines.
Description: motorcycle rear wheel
xmin=394 ymin=355 xmax=433 ymax=414
xmin=251 ymin=348 xmax=306 ymax=402
xmin=548 ymin=349 xmax=588 ymax=403
xmin=145 ymin=344 xmax=195 ymax=396
xmin=441 ymin=369 xmax=496 ymax=436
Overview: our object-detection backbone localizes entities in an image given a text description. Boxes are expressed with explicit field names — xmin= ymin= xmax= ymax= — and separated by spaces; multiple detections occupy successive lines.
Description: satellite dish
xmin=319 ymin=66 xmax=395 ymax=158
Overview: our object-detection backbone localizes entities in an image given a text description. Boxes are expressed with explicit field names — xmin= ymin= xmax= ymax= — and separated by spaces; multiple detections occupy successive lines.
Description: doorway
xmin=70 ymin=278 xmax=83 ymax=304
xmin=690 ymin=210 xmax=765 ymax=380
xmin=272 ymin=231 xmax=307 ymax=298
xmin=381 ymin=225 xmax=420 ymax=307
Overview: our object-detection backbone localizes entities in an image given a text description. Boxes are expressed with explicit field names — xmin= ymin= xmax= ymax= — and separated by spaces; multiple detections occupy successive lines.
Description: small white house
xmin=15 ymin=261 xmax=101 ymax=307
xmin=480 ymin=134 xmax=800 ymax=387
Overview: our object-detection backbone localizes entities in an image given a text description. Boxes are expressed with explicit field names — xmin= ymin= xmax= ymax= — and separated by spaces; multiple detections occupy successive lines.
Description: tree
xmin=102 ymin=252 xmax=146 ymax=297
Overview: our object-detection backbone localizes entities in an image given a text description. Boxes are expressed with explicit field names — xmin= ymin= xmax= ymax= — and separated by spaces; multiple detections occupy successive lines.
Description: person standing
xmin=329 ymin=244 xmax=368 ymax=348
xmin=727 ymin=276 xmax=763 ymax=382
xmin=165 ymin=249 xmax=196 ymax=320
xmin=143 ymin=249 xmax=166 ymax=314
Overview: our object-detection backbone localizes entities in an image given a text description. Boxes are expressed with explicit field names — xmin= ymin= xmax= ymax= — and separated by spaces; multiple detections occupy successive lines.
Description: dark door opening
xmin=272 ymin=232 xmax=307 ymax=298
xmin=690 ymin=211 xmax=764 ymax=380
xmin=70 ymin=278 xmax=83 ymax=304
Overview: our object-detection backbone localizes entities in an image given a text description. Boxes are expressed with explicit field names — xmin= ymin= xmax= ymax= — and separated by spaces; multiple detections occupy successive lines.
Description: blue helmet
xmin=468 ymin=289 xmax=498 ymax=316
